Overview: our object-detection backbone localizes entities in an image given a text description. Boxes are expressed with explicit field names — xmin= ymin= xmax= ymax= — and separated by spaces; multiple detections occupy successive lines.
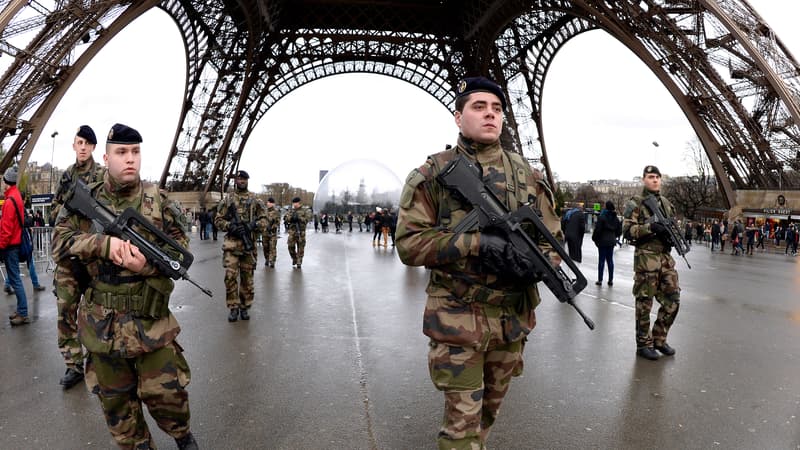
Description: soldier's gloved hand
xmin=649 ymin=221 xmax=668 ymax=236
xmin=479 ymin=229 xmax=536 ymax=281
xmin=228 ymin=223 xmax=245 ymax=237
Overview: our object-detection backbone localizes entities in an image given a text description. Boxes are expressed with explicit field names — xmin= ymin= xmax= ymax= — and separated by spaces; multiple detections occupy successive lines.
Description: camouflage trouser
xmin=633 ymin=249 xmax=680 ymax=348
xmin=287 ymin=231 xmax=306 ymax=264
xmin=428 ymin=338 xmax=525 ymax=450
xmin=262 ymin=232 xmax=278 ymax=265
xmin=85 ymin=341 xmax=191 ymax=449
xmin=54 ymin=263 xmax=84 ymax=370
xmin=223 ymin=249 xmax=257 ymax=310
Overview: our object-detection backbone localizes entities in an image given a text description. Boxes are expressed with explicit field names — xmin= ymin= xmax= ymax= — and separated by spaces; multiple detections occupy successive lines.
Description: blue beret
xmin=455 ymin=76 xmax=507 ymax=110
xmin=76 ymin=125 xmax=97 ymax=145
xmin=643 ymin=165 xmax=661 ymax=177
xmin=235 ymin=170 xmax=249 ymax=179
xmin=106 ymin=123 xmax=142 ymax=144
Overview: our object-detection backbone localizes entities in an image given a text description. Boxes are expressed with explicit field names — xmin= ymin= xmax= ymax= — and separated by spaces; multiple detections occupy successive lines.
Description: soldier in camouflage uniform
xmin=284 ymin=196 xmax=309 ymax=268
xmin=214 ymin=170 xmax=267 ymax=321
xmin=397 ymin=77 xmax=558 ymax=450
xmin=261 ymin=197 xmax=281 ymax=268
xmin=622 ymin=165 xmax=681 ymax=361
xmin=50 ymin=125 xmax=107 ymax=390
xmin=52 ymin=124 xmax=197 ymax=449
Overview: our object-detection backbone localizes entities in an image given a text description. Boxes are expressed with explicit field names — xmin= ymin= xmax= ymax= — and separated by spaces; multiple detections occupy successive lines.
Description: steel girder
xmin=0 ymin=1 xmax=798 ymax=208
xmin=492 ymin=1 xmax=800 ymax=207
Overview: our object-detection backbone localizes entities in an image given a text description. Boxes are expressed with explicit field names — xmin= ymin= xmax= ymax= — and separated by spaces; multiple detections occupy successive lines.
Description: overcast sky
xmin=25 ymin=1 xmax=800 ymax=192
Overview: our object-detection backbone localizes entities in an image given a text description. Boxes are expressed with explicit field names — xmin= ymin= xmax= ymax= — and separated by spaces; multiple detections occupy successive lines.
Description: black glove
xmin=479 ymin=230 xmax=536 ymax=281
xmin=228 ymin=223 xmax=245 ymax=237
xmin=649 ymin=221 xmax=668 ymax=236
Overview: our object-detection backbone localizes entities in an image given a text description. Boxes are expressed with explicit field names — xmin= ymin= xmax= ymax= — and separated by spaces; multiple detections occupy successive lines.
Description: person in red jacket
xmin=1 ymin=167 xmax=29 ymax=326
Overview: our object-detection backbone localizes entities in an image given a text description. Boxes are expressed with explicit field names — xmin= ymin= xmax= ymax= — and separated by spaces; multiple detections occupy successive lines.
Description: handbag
xmin=9 ymin=197 xmax=33 ymax=263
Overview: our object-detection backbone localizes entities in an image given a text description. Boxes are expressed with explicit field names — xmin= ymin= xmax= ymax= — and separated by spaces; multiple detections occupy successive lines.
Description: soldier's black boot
xmin=654 ymin=342 xmax=676 ymax=356
xmin=240 ymin=309 xmax=250 ymax=320
xmin=228 ymin=309 xmax=239 ymax=322
xmin=175 ymin=432 xmax=198 ymax=450
xmin=636 ymin=347 xmax=660 ymax=360
xmin=60 ymin=368 xmax=84 ymax=389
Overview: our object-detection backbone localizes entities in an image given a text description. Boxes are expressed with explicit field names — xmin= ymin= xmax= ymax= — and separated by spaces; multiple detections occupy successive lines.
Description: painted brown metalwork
xmin=0 ymin=1 xmax=799 ymax=207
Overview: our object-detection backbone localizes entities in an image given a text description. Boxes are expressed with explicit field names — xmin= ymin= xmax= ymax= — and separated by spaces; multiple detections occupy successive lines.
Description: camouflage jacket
xmin=284 ymin=206 xmax=310 ymax=235
xmin=214 ymin=189 xmax=267 ymax=253
xmin=263 ymin=206 xmax=281 ymax=236
xmin=50 ymin=157 xmax=106 ymax=224
xmin=396 ymin=137 xmax=558 ymax=344
xmin=52 ymin=174 xmax=189 ymax=358
xmin=622 ymin=189 xmax=676 ymax=254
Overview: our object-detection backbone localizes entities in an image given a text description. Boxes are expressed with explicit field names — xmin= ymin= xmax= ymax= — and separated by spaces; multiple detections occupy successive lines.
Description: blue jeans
xmin=597 ymin=245 xmax=615 ymax=282
xmin=4 ymin=246 xmax=28 ymax=317
xmin=205 ymin=222 xmax=212 ymax=240
xmin=5 ymin=258 xmax=40 ymax=289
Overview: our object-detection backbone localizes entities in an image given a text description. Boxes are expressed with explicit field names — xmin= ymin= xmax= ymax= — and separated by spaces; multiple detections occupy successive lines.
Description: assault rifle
xmin=437 ymin=154 xmax=594 ymax=330
xmin=226 ymin=204 xmax=255 ymax=252
xmin=64 ymin=179 xmax=213 ymax=297
xmin=642 ymin=195 xmax=692 ymax=269
xmin=288 ymin=211 xmax=302 ymax=234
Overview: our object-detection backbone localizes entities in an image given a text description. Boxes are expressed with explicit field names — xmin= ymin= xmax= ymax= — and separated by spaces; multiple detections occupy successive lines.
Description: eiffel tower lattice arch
xmin=1 ymin=0 xmax=799 ymax=208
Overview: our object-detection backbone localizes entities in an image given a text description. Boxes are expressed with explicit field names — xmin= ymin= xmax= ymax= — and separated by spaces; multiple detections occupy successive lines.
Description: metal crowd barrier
xmin=31 ymin=226 xmax=54 ymax=273
xmin=0 ymin=226 xmax=55 ymax=283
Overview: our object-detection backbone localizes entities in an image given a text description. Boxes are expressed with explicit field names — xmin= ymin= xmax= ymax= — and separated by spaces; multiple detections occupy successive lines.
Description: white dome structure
xmin=313 ymin=159 xmax=402 ymax=214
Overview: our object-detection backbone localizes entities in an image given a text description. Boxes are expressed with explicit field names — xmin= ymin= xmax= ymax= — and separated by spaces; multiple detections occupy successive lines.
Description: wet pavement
xmin=1 ymin=230 xmax=800 ymax=449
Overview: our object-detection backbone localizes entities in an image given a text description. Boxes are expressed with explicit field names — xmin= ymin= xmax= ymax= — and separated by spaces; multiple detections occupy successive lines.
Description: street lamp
xmin=49 ymin=131 xmax=58 ymax=193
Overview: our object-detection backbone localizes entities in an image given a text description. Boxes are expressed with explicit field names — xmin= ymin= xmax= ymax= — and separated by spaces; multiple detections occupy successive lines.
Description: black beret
xmin=76 ymin=125 xmax=97 ymax=145
xmin=267 ymin=197 xmax=275 ymax=203
xmin=643 ymin=165 xmax=661 ymax=177
xmin=235 ymin=170 xmax=249 ymax=179
xmin=106 ymin=123 xmax=142 ymax=144
xmin=292 ymin=197 xmax=301 ymax=203
xmin=455 ymin=76 xmax=507 ymax=110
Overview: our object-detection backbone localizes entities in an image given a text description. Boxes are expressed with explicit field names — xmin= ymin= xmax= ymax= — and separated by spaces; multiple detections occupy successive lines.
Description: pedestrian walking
xmin=592 ymin=201 xmax=622 ymax=286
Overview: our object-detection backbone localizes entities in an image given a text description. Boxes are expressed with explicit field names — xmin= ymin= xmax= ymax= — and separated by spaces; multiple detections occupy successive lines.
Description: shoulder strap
xmin=505 ymin=151 xmax=531 ymax=209
xmin=9 ymin=197 xmax=23 ymax=229
xmin=428 ymin=148 xmax=458 ymax=228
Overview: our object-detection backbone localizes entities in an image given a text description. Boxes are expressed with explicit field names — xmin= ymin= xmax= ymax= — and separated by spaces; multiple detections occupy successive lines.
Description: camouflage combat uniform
xmin=52 ymin=174 xmax=193 ymax=449
xmin=622 ymin=190 xmax=681 ymax=350
xmin=284 ymin=206 xmax=309 ymax=267
xmin=397 ymin=136 xmax=556 ymax=450
xmin=51 ymin=157 xmax=106 ymax=375
xmin=261 ymin=204 xmax=281 ymax=267
xmin=214 ymin=189 xmax=267 ymax=310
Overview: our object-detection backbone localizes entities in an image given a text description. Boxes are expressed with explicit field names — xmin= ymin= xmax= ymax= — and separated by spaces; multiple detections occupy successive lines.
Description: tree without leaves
xmin=573 ymin=184 xmax=602 ymax=207
xmin=662 ymin=139 xmax=724 ymax=219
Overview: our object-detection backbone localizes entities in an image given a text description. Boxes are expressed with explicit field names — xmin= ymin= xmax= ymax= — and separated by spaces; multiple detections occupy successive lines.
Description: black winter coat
xmin=592 ymin=209 xmax=622 ymax=247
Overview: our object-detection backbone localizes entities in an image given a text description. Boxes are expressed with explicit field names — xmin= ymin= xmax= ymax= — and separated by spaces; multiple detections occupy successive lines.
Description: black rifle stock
xmin=226 ymin=204 xmax=255 ymax=252
xmin=641 ymin=195 xmax=691 ymax=269
xmin=437 ymin=154 xmax=594 ymax=330
xmin=64 ymin=179 xmax=213 ymax=297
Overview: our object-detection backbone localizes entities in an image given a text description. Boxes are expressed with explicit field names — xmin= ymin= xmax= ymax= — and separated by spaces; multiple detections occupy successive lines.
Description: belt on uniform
xmin=90 ymin=291 xmax=145 ymax=313
xmin=96 ymin=273 xmax=146 ymax=284
xmin=430 ymin=270 xmax=524 ymax=307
